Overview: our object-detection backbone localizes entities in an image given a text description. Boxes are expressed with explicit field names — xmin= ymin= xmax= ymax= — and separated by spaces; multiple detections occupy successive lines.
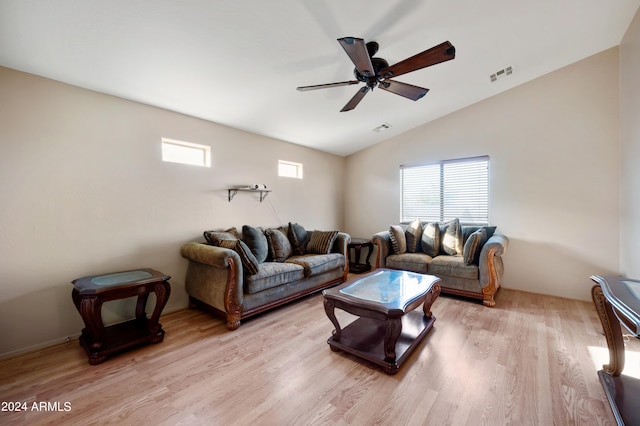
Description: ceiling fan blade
xmin=341 ymin=86 xmax=370 ymax=112
xmin=297 ymin=81 xmax=360 ymax=91
xmin=378 ymin=80 xmax=429 ymax=101
xmin=379 ymin=41 xmax=455 ymax=79
xmin=337 ymin=37 xmax=375 ymax=78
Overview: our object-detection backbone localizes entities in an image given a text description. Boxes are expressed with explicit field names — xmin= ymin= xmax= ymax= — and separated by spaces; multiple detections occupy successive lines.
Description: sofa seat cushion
xmin=244 ymin=262 xmax=304 ymax=294
xmin=286 ymin=253 xmax=344 ymax=277
xmin=428 ymin=255 xmax=478 ymax=280
xmin=386 ymin=252 xmax=432 ymax=274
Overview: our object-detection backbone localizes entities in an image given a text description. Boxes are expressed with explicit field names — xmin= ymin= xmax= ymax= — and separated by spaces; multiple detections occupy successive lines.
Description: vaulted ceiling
xmin=1 ymin=1 xmax=638 ymax=156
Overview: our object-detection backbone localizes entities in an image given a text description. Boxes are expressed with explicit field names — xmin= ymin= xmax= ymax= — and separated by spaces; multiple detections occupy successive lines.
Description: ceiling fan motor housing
xmin=354 ymin=57 xmax=389 ymax=87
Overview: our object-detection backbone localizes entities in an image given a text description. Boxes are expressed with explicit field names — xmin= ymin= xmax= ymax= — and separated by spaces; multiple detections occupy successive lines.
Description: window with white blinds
xmin=400 ymin=156 xmax=489 ymax=225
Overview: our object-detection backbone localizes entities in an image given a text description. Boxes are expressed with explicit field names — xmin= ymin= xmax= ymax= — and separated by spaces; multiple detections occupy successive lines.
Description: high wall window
xmin=400 ymin=156 xmax=489 ymax=225
xmin=278 ymin=160 xmax=303 ymax=179
xmin=161 ymin=138 xmax=211 ymax=167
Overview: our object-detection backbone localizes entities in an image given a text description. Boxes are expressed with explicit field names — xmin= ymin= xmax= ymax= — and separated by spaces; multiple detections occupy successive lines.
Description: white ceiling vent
xmin=372 ymin=123 xmax=392 ymax=132
xmin=490 ymin=66 xmax=513 ymax=83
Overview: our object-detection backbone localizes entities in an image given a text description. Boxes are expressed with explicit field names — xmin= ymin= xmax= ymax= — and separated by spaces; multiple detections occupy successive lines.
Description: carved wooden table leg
xmin=423 ymin=282 xmax=441 ymax=318
xmin=148 ymin=282 xmax=171 ymax=337
xmin=324 ymin=298 xmax=342 ymax=346
xmin=136 ymin=292 xmax=149 ymax=321
xmin=383 ymin=317 xmax=402 ymax=365
xmin=592 ymin=284 xmax=625 ymax=376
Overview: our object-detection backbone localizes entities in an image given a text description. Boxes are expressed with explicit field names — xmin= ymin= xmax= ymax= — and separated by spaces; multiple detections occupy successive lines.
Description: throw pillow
xmin=265 ymin=228 xmax=292 ymax=262
xmin=440 ymin=219 xmax=463 ymax=255
xmin=389 ymin=225 xmax=407 ymax=255
xmin=288 ymin=222 xmax=309 ymax=255
xmin=405 ymin=219 xmax=422 ymax=253
xmin=218 ymin=239 xmax=260 ymax=275
xmin=462 ymin=228 xmax=487 ymax=266
xmin=306 ymin=230 xmax=339 ymax=254
xmin=204 ymin=227 xmax=239 ymax=245
xmin=483 ymin=226 xmax=497 ymax=240
xmin=242 ymin=225 xmax=268 ymax=263
xmin=421 ymin=222 xmax=440 ymax=257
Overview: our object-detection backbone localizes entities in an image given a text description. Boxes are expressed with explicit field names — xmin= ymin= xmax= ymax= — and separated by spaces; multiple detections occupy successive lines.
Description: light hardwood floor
xmin=1 ymin=287 xmax=637 ymax=425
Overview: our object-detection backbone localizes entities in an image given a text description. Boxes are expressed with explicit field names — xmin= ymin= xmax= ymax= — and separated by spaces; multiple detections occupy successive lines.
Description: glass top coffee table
xmin=322 ymin=268 xmax=441 ymax=374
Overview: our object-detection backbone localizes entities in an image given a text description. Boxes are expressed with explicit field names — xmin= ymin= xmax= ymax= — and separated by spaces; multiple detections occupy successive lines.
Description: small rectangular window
xmin=278 ymin=160 xmax=303 ymax=179
xmin=162 ymin=138 xmax=211 ymax=167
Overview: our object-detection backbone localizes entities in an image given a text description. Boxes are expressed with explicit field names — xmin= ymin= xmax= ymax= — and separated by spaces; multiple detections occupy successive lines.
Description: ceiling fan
xmin=297 ymin=37 xmax=456 ymax=112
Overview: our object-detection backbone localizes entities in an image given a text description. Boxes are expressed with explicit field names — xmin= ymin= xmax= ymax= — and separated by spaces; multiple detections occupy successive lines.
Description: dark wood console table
xmin=591 ymin=275 xmax=640 ymax=426
xmin=72 ymin=268 xmax=171 ymax=365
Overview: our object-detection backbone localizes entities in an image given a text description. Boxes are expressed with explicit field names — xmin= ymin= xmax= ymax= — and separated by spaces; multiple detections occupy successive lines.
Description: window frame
xmin=161 ymin=137 xmax=211 ymax=167
xmin=278 ymin=160 xmax=303 ymax=179
xmin=400 ymin=155 xmax=490 ymax=225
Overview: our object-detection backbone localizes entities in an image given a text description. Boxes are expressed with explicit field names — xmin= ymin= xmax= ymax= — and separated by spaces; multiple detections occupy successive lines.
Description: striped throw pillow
xmin=306 ymin=230 xmax=339 ymax=254
xmin=389 ymin=225 xmax=406 ymax=255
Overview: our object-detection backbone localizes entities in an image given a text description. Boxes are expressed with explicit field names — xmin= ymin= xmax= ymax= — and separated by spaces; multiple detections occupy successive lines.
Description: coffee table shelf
xmin=327 ymin=311 xmax=436 ymax=374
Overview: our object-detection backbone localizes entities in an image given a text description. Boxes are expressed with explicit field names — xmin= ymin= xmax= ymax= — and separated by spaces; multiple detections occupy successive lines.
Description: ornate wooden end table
xmin=323 ymin=268 xmax=441 ymax=374
xmin=72 ymin=268 xmax=171 ymax=365
xmin=591 ymin=275 xmax=640 ymax=426
xmin=348 ymin=238 xmax=373 ymax=274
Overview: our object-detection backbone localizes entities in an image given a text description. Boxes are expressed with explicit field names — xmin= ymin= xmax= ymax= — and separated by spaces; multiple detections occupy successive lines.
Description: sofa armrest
xmin=331 ymin=232 xmax=351 ymax=278
xmin=372 ymin=231 xmax=391 ymax=269
xmin=181 ymin=242 xmax=239 ymax=269
xmin=180 ymin=242 xmax=244 ymax=329
xmin=332 ymin=232 xmax=351 ymax=255
xmin=478 ymin=233 xmax=509 ymax=294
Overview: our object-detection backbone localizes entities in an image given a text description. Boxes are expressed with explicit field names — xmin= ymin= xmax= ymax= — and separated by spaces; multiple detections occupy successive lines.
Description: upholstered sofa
xmin=181 ymin=223 xmax=349 ymax=330
xmin=372 ymin=219 xmax=508 ymax=307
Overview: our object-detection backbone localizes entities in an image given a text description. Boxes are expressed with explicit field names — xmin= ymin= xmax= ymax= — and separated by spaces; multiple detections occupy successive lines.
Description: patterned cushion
xmin=429 ymin=255 xmax=478 ymax=280
xmin=288 ymin=222 xmax=309 ymax=255
xmin=386 ymin=252 xmax=431 ymax=274
xmin=244 ymin=262 xmax=305 ymax=294
xmin=462 ymin=228 xmax=487 ymax=266
xmin=218 ymin=239 xmax=259 ymax=275
xmin=421 ymin=222 xmax=440 ymax=257
xmin=389 ymin=225 xmax=407 ymax=255
xmin=242 ymin=225 xmax=268 ymax=263
xmin=286 ymin=253 xmax=344 ymax=277
xmin=265 ymin=228 xmax=292 ymax=262
xmin=440 ymin=219 xmax=463 ymax=255
xmin=306 ymin=230 xmax=339 ymax=254
xmin=203 ymin=227 xmax=239 ymax=245
xmin=405 ymin=219 xmax=422 ymax=253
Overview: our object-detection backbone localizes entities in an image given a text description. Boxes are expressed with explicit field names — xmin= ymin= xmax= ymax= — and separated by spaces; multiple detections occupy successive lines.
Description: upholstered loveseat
xmin=372 ymin=219 xmax=508 ymax=307
xmin=181 ymin=223 xmax=349 ymax=330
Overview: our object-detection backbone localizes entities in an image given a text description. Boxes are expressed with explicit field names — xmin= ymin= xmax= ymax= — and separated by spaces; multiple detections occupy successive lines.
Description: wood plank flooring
xmin=1 ymin=287 xmax=637 ymax=425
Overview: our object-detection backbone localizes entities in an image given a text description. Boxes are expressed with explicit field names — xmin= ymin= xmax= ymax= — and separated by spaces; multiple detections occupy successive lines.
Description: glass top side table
xmin=72 ymin=268 xmax=171 ymax=364
xmin=591 ymin=275 xmax=640 ymax=426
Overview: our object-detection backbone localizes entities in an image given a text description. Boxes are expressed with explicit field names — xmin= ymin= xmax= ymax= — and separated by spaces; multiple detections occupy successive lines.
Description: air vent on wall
xmin=490 ymin=66 xmax=513 ymax=83
xmin=372 ymin=123 xmax=392 ymax=132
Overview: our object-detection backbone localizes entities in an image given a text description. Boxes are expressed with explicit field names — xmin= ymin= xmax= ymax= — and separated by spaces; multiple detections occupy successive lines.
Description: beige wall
xmin=0 ymin=42 xmax=629 ymax=357
xmin=621 ymin=8 xmax=640 ymax=277
xmin=344 ymin=48 xmax=621 ymax=302
xmin=0 ymin=66 xmax=345 ymax=357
